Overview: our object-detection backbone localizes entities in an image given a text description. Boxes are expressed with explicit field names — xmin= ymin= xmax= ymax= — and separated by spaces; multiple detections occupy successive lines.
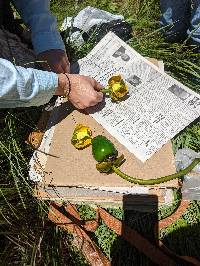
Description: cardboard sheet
xmin=30 ymin=58 xmax=178 ymax=194
xmin=43 ymin=107 xmax=177 ymax=188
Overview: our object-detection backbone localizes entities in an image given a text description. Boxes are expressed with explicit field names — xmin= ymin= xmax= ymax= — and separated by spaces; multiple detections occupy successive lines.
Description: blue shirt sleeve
xmin=13 ymin=0 xmax=65 ymax=54
xmin=0 ymin=59 xmax=58 ymax=108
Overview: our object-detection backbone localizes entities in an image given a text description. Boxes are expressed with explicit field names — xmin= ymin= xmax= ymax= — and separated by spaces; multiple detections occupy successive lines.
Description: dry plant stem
xmin=112 ymin=158 xmax=200 ymax=185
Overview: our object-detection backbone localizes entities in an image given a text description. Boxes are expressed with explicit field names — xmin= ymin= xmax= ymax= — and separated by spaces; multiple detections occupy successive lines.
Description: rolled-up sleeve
xmin=0 ymin=59 xmax=58 ymax=108
xmin=13 ymin=0 xmax=65 ymax=54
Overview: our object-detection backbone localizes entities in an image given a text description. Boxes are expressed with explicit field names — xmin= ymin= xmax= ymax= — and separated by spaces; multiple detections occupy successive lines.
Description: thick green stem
xmin=112 ymin=158 xmax=200 ymax=185
xmin=101 ymin=88 xmax=110 ymax=94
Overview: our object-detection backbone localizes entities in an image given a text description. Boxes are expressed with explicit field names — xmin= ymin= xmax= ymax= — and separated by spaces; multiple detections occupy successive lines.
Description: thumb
xmin=93 ymin=80 xmax=104 ymax=91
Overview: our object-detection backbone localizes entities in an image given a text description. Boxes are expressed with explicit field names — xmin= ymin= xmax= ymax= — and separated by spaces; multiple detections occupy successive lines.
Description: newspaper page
xmin=74 ymin=32 xmax=200 ymax=162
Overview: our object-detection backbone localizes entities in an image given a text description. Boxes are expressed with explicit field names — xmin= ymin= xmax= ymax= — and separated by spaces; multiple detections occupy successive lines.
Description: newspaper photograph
xmin=75 ymin=32 xmax=200 ymax=162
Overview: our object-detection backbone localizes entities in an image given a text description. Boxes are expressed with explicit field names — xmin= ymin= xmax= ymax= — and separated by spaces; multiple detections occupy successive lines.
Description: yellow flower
xmin=108 ymin=75 xmax=128 ymax=101
xmin=71 ymin=124 xmax=92 ymax=149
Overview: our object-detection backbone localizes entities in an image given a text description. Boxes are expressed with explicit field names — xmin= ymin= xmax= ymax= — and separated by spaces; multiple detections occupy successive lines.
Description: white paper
xmin=75 ymin=32 xmax=200 ymax=162
xmin=61 ymin=6 xmax=124 ymax=32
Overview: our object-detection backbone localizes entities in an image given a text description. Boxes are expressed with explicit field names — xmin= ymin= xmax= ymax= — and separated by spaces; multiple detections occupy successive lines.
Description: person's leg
xmin=0 ymin=28 xmax=37 ymax=67
xmin=160 ymin=0 xmax=190 ymax=42
xmin=187 ymin=0 xmax=200 ymax=51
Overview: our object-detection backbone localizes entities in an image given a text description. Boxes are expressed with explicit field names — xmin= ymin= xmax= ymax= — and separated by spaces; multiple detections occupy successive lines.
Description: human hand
xmin=68 ymin=74 xmax=104 ymax=109
xmin=37 ymin=49 xmax=70 ymax=73
xmin=55 ymin=74 xmax=104 ymax=109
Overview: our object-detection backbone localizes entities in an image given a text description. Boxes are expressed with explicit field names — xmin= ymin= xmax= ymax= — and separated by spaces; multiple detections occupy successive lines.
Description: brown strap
xmin=99 ymin=202 xmax=200 ymax=266
xmin=64 ymin=204 xmax=99 ymax=232
xmin=156 ymin=200 xmax=200 ymax=266
xmin=98 ymin=207 xmax=176 ymax=266
xmin=48 ymin=203 xmax=110 ymax=266
xmin=48 ymin=202 xmax=200 ymax=266
xmin=158 ymin=200 xmax=190 ymax=231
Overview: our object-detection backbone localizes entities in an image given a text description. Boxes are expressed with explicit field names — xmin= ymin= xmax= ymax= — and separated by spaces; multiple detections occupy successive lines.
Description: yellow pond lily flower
xmin=71 ymin=124 xmax=92 ymax=149
xmin=107 ymin=75 xmax=128 ymax=101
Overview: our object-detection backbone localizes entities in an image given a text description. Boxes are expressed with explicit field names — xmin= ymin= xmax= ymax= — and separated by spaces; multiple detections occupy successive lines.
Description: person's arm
xmin=13 ymin=0 xmax=65 ymax=54
xmin=0 ymin=58 xmax=58 ymax=108
xmin=13 ymin=0 xmax=70 ymax=73
xmin=0 ymin=59 xmax=104 ymax=109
